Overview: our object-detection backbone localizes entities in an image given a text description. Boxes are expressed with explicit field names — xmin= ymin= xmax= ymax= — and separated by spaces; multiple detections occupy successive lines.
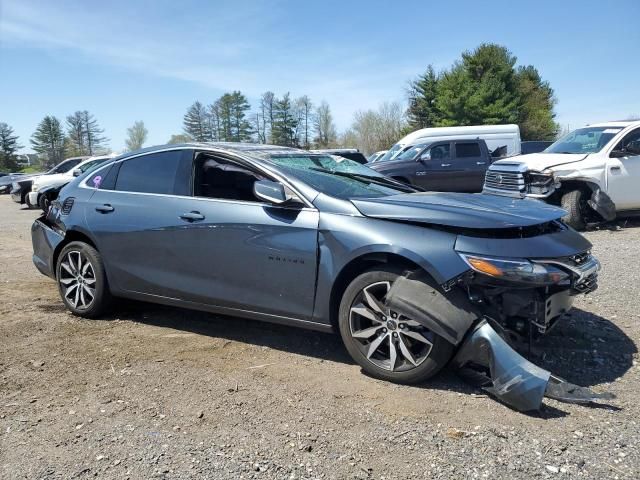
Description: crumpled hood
xmin=492 ymin=152 xmax=588 ymax=172
xmin=351 ymin=192 xmax=566 ymax=229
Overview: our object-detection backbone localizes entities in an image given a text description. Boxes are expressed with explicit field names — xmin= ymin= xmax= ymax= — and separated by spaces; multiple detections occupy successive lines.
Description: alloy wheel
xmin=59 ymin=250 xmax=97 ymax=309
xmin=349 ymin=281 xmax=433 ymax=372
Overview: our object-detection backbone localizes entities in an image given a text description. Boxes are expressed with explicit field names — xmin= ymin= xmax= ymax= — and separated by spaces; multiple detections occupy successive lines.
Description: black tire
xmin=56 ymin=241 xmax=112 ymax=318
xmin=338 ymin=267 xmax=454 ymax=384
xmin=561 ymin=189 xmax=586 ymax=230
xmin=24 ymin=192 xmax=32 ymax=208
xmin=38 ymin=193 xmax=49 ymax=212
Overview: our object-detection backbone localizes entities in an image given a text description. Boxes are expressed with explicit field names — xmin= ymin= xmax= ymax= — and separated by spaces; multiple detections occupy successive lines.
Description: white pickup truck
xmin=483 ymin=121 xmax=640 ymax=229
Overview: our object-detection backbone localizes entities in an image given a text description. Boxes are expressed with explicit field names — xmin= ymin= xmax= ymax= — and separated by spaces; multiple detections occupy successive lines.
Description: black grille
xmin=61 ymin=197 xmax=75 ymax=215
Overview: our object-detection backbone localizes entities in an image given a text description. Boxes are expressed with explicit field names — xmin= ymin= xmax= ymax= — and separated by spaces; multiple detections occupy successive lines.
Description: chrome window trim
xmin=79 ymin=145 xmax=317 ymax=209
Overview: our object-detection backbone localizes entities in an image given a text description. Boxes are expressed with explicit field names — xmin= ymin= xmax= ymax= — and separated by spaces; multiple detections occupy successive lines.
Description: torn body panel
xmin=588 ymin=188 xmax=617 ymax=221
xmin=452 ymin=320 xmax=615 ymax=411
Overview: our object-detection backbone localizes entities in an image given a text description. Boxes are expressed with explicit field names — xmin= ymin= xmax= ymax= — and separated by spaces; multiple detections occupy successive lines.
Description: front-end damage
xmin=384 ymin=247 xmax=613 ymax=412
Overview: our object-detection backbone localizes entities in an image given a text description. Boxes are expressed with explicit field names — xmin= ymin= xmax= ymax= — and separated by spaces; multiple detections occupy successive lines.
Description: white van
xmin=377 ymin=124 xmax=521 ymax=163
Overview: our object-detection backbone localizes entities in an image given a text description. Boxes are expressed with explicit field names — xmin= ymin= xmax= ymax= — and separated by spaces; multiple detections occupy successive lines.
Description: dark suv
xmin=31 ymin=143 xmax=601 ymax=409
xmin=370 ymin=139 xmax=492 ymax=192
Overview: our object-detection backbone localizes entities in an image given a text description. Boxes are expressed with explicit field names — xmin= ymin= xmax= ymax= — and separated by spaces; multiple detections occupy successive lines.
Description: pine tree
xmin=31 ymin=116 xmax=65 ymax=167
xmin=0 ymin=122 xmax=22 ymax=171
xmin=516 ymin=66 xmax=558 ymax=140
xmin=271 ymin=93 xmax=298 ymax=147
xmin=81 ymin=110 xmax=108 ymax=155
xmin=65 ymin=112 xmax=86 ymax=156
xmin=407 ymin=65 xmax=440 ymax=129
xmin=295 ymin=96 xmax=313 ymax=149
xmin=230 ymin=91 xmax=252 ymax=142
xmin=183 ymin=101 xmax=211 ymax=141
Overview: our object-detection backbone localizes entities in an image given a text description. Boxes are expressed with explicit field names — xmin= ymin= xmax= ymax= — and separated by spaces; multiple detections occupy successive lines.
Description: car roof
xmin=587 ymin=120 xmax=640 ymax=128
xmin=116 ymin=142 xmax=316 ymax=161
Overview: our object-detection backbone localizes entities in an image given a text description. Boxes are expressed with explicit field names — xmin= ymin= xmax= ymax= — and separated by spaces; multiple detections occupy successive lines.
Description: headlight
xmin=32 ymin=184 xmax=39 ymax=192
xmin=458 ymin=253 xmax=570 ymax=285
xmin=526 ymin=172 xmax=555 ymax=195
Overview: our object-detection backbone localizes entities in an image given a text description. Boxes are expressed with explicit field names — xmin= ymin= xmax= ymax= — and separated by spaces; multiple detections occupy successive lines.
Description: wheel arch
xmin=52 ymin=229 xmax=99 ymax=277
xmin=328 ymin=252 xmax=423 ymax=330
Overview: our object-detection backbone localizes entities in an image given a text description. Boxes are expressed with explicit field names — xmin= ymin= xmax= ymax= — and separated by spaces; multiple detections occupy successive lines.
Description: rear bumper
xmin=31 ymin=218 xmax=65 ymax=279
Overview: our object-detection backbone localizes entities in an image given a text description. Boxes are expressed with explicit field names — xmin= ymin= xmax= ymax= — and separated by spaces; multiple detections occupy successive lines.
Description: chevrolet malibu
xmin=31 ymin=143 xmax=600 ymax=386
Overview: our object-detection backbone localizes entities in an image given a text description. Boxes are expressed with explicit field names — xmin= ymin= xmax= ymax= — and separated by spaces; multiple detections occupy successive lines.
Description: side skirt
xmin=115 ymin=289 xmax=335 ymax=333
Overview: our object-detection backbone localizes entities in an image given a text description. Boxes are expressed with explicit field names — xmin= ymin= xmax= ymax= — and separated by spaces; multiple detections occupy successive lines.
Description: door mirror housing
xmin=419 ymin=151 xmax=431 ymax=162
xmin=253 ymin=180 xmax=290 ymax=205
xmin=72 ymin=168 xmax=82 ymax=177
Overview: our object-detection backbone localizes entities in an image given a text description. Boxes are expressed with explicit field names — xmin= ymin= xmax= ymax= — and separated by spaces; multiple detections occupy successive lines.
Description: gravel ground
xmin=0 ymin=195 xmax=639 ymax=479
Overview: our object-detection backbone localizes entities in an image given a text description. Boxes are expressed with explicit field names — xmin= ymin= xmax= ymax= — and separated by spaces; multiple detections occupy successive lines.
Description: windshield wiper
xmin=309 ymin=167 xmax=420 ymax=192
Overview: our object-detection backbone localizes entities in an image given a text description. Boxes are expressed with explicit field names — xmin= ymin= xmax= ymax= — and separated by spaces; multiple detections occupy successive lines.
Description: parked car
xmin=520 ymin=140 xmax=554 ymax=155
xmin=11 ymin=157 xmax=87 ymax=206
xmin=311 ymin=148 xmax=368 ymax=164
xmin=369 ymin=138 xmax=494 ymax=192
xmin=29 ymin=155 xmax=114 ymax=210
xmin=0 ymin=173 xmax=25 ymax=194
xmin=367 ymin=150 xmax=387 ymax=163
xmin=484 ymin=121 xmax=640 ymax=229
xmin=31 ymin=143 xmax=602 ymax=410
xmin=377 ymin=124 xmax=521 ymax=164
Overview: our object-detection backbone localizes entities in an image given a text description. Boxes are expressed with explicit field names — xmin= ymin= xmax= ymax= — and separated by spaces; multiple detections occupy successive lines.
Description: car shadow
xmin=100 ymin=301 xmax=634 ymax=416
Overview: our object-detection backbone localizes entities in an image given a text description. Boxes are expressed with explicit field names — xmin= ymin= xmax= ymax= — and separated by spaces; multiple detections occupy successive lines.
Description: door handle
xmin=610 ymin=166 xmax=621 ymax=172
xmin=476 ymin=161 xmax=486 ymax=165
xmin=441 ymin=163 xmax=451 ymax=167
xmin=180 ymin=211 xmax=205 ymax=222
xmin=95 ymin=204 xmax=114 ymax=213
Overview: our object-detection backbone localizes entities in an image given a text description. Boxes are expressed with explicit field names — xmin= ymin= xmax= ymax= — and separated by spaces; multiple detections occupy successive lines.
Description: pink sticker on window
xmin=92 ymin=176 xmax=102 ymax=188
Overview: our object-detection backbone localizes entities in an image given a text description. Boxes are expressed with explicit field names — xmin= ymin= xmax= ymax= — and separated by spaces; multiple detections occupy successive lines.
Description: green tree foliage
xmin=515 ymin=66 xmax=558 ymax=140
xmin=214 ymin=91 xmax=252 ymax=142
xmin=407 ymin=65 xmax=439 ymax=129
xmin=30 ymin=116 xmax=65 ymax=167
xmin=183 ymin=101 xmax=211 ymax=141
xmin=125 ymin=120 xmax=148 ymax=151
xmin=271 ymin=93 xmax=298 ymax=146
xmin=0 ymin=122 xmax=22 ymax=170
xmin=407 ymin=43 xmax=558 ymax=140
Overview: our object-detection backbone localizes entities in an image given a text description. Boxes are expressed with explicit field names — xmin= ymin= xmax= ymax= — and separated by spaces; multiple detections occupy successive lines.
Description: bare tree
xmin=295 ymin=96 xmax=313 ymax=149
xmin=125 ymin=121 xmax=148 ymax=151
xmin=313 ymin=101 xmax=337 ymax=148
xmin=347 ymin=101 xmax=407 ymax=154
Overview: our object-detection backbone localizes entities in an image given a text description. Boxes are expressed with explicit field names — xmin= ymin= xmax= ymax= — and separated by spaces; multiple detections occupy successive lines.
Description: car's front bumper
xmin=27 ymin=191 xmax=39 ymax=206
xmin=31 ymin=218 xmax=65 ymax=279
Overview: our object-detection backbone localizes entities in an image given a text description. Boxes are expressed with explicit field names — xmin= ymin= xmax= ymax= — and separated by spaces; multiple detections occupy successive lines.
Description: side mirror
xmin=253 ymin=180 xmax=289 ymax=205
xmin=419 ymin=151 xmax=431 ymax=162
xmin=72 ymin=168 xmax=81 ymax=177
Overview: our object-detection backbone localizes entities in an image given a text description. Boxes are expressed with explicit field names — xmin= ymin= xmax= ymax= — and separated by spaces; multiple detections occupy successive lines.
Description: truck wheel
xmin=561 ymin=189 xmax=587 ymax=230
xmin=338 ymin=267 xmax=453 ymax=384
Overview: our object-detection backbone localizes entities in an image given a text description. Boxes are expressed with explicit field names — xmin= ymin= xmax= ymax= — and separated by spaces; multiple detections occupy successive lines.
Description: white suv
xmin=483 ymin=121 xmax=640 ymax=229
xmin=29 ymin=155 xmax=115 ymax=209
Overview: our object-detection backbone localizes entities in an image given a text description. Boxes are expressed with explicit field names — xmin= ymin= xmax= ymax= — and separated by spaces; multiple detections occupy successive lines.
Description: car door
xmin=452 ymin=141 xmax=487 ymax=192
xmin=606 ymin=128 xmax=640 ymax=210
xmin=173 ymin=152 xmax=320 ymax=320
xmin=412 ymin=142 xmax=456 ymax=191
xmin=84 ymin=148 xmax=196 ymax=298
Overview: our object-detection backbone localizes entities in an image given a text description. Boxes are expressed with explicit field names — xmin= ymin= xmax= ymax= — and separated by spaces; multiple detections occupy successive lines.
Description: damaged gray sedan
xmin=31 ymin=143 xmax=608 ymax=411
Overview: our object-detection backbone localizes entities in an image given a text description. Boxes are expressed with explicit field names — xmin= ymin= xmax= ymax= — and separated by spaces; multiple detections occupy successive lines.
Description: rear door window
xmin=455 ymin=142 xmax=481 ymax=158
xmin=114 ymin=150 xmax=191 ymax=195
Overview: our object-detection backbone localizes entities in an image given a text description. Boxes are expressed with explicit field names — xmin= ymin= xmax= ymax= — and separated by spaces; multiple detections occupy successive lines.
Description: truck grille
xmin=484 ymin=170 xmax=525 ymax=193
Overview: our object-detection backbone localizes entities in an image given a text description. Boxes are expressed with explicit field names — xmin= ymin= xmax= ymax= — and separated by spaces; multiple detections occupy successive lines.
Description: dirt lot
xmin=0 ymin=195 xmax=639 ymax=479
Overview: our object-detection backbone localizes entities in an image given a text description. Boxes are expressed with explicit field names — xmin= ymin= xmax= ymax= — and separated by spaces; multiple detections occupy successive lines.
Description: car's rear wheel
xmin=338 ymin=268 xmax=453 ymax=384
xmin=56 ymin=241 xmax=111 ymax=318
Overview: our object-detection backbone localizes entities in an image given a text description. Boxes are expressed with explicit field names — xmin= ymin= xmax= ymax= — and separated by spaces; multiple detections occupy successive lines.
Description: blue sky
xmin=1 ymin=0 xmax=639 ymax=153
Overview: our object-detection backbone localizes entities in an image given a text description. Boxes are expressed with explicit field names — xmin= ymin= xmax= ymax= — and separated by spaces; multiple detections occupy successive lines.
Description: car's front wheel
xmin=338 ymin=268 xmax=453 ymax=384
xmin=56 ymin=241 xmax=112 ymax=318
